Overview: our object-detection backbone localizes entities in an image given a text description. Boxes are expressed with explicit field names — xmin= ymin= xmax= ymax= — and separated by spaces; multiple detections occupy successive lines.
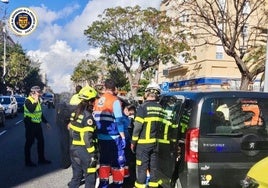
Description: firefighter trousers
xmin=69 ymin=145 xmax=96 ymax=188
xmin=135 ymin=143 xmax=159 ymax=187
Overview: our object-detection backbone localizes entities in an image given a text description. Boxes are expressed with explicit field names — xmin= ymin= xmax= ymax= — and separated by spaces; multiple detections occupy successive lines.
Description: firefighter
xmin=68 ymin=86 xmax=98 ymax=188
xmin=24 ymin=85 xmax=51 ymax=167
xmin=69 ymin=85 xmax=82 ymax=105
xmin=131 ymin=81 xmax=165 ymax=188
xmin=93 ymin=79 xmax=126 ymax=188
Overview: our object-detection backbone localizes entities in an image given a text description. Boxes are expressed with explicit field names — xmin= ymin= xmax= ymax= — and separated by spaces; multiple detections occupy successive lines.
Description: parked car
xmin=241 ymin=156 xmax=268 ymax=188
xmin=0 ymin=95 xmax=18 ymax=118
xmin=0 ymin=104 xmax=5 ymax=127
xmin=41 ymin=92 xmax=55 ymax=108
xmin=14 ymin=95 xmax=26 ymax=112
xmin=156 ymin=91 xmax=268 ymax=188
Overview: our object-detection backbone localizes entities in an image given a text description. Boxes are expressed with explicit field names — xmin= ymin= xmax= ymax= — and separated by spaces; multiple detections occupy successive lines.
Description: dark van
xmin=157 ymin=91 xmax=268 ymax=188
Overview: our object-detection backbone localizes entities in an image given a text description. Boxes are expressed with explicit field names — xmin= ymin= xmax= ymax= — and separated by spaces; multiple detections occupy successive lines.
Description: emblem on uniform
xmin=87 ymin=119 xmax=93 ymax=125
xmin=9 ymin=7 xmax=38 ymax=36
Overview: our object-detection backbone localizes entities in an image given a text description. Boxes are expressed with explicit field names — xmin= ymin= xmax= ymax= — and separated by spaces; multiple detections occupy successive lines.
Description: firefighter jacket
xmin=69 ymin=110 xmax=97 ymax=153
xmin=24 ymin=96 xmax=48 ymax=124
xmin=131 ymin=100 xmax=166 ymax=145
xmin=93 ymin=92 xmax=123 ymax=140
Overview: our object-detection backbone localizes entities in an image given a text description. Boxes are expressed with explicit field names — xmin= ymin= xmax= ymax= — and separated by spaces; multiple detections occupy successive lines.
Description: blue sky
xmin=2 ymin=0 xmax=161 ymax=93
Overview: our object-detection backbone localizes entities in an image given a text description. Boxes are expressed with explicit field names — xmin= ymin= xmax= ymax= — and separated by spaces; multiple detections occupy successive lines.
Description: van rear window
xmin=200 ymin=97 xmax=268 ymax=136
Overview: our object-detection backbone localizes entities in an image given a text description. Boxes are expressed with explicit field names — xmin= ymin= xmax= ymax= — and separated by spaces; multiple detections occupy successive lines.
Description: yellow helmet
xmin=78 ymin=86 xmax=97 ymax=100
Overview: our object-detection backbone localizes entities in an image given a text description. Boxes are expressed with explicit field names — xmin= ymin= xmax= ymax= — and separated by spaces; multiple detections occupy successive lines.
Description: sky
xmin=2 ymin=0 xmax=162 ymax=93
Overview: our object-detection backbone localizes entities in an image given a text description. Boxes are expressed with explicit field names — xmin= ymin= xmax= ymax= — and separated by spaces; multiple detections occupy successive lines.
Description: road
xmin=0 ymin=106 xmax=73 ymax=188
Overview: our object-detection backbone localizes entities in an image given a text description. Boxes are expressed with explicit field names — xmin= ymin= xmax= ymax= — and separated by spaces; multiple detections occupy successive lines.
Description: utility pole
xmin=264 ymin=28 xmax=268 ymax=92
xmin=1 ymin=0 xmax=8 ymax=83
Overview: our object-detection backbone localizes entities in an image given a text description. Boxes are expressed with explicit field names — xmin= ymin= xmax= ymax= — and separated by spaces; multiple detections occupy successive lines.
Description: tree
xmin=107 ymin=65 xmax=128 ymax=90
xmin=23 ymin=66 xmax=45 ymax=95
xmin=170 ymin=0 xmax=268 ymax=90
xmin=84 ymin=5 xmax=189 ymax=96
xmin=71 ymin=59 xmax=105 ymax=86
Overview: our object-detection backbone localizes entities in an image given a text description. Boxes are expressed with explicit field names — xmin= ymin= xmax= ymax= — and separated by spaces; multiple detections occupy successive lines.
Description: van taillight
xmin=185 ymin=128 xmax=199 ymax=163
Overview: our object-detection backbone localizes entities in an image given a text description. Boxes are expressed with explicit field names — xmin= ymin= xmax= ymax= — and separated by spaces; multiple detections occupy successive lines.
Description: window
xmin=216 ymin=52 xmax=223 ymax=59
xmin=216 ymin=45 xmax=224 ymax=59
xmin=200 ymin=97 xmax=267 ymax=136
xmin=242 ymin=23 xmax=249 ymax=37
xmin=180 ymin=11 xmax=190 ymax=23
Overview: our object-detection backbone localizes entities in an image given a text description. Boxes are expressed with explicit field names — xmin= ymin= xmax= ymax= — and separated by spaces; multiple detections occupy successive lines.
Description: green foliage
xmin=23 ymin=67 xmax=45 ymax=95
xmin=84 ymin=5 xmax=189 ymax=96
xmin=107 ymin=66 xmax=128 ymax=89
xmin=71 ymin=59 xmax=104 ymax=85
xmin=0 ymin=42 xmax=45 ymax=94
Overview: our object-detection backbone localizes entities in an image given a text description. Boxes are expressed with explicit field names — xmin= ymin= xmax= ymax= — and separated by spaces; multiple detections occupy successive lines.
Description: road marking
xmin=0 ymin=130 xmax=7 ymax=136
xmin=16 ymin=120 xmax=23 ymax=125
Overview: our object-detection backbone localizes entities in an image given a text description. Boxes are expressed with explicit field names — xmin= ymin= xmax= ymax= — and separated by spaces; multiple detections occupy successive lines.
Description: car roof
xmin=161 ymin=91 xmax=268 ymax=100
xmin=0 ymin=95 xmax=13 ymax=98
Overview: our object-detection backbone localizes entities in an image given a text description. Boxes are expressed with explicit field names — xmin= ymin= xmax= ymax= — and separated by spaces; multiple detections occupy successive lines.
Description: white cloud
xmin=22 ymin=0 xmax=161 ymax=93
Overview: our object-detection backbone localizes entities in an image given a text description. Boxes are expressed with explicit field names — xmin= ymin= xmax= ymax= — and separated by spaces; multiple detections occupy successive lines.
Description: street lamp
xmin=263 ymin=29 xmax=268 ymax=92
xmin=1 ymin=0 xmax=8 ymax=82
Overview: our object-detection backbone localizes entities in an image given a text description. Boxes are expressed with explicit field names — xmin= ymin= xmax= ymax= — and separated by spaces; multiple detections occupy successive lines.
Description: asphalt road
xmin=0 ymin=106 xmax=73 ymax=188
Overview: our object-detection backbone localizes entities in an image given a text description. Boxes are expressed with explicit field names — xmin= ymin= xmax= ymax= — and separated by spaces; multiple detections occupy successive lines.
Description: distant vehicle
xmin=0 ymin=95 xmax=18 ymax=118
xmin=0 ymin=104 xmax=5 ymax=127
xmin=156 ymin=91 xmax=268 ymax=188
xmin=41 ymin=93 xmax=55 ymax=108
xmin=14 ymin=95 xmax=26 ymax=112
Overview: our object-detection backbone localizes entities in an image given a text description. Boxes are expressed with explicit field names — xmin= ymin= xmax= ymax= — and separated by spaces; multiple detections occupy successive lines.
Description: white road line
xmin=16 ymin=119 xmax=23 ymax=125
xmin=0 ymin=130 xmax=7 ymax=136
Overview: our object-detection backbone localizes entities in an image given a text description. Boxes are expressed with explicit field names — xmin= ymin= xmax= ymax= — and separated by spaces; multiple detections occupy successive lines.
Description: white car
xmin=0 ymin=95 xmax=18 ymax=118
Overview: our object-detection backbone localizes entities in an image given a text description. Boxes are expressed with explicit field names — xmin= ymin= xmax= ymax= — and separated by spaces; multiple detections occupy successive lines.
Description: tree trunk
xmin=240 ymin=74 xmax=251 ymax=90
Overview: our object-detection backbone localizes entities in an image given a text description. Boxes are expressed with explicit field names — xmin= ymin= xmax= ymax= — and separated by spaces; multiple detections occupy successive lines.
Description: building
xmin=157 ymin=0 xmax=267 ymax=92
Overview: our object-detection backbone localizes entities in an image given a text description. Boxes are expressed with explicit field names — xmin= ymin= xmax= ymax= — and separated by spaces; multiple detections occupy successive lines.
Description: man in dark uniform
xmin=24 ymin=86 xmax=51 ymax=167
xmin=131 ymin=81 xmax=165 ymax=188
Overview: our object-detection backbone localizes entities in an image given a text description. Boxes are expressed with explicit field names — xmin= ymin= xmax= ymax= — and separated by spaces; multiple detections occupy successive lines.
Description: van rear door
xmin=198 ymin=96 xmax=268 ymax=187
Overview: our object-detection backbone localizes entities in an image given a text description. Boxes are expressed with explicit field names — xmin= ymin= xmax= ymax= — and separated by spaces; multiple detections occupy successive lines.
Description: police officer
xmin=131 ymin=81 xmax=165 ymax=188
xmin=24 ymin=86 xmax=51 ymax=167
xmin=68 ymin=86 xmax=98 ymax=188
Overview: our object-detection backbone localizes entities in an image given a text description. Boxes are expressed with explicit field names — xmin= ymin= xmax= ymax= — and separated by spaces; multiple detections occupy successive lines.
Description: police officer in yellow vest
xmin=24 ymin=86 xmax=51 ymax=167
xmin=68 ymin=86 xmax=98 ymax=188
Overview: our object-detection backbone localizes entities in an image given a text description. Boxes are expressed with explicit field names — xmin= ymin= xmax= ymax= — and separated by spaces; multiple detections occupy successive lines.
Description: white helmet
xmin=145 ymin=81 xmax=161 ymax=95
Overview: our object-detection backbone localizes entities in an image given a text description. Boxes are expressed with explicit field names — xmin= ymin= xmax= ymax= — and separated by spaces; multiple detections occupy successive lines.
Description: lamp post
xmin=264 ymin=28 xmax=268 ymax=92
xmin=1 ymin=0 xmax=8 ymax=82
xmin=3 ymin=25 xmax=6 ymax=78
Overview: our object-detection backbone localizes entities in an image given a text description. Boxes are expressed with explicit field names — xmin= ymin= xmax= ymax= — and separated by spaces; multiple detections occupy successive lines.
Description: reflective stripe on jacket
xmin=93 ymin=92 xmax=120 ymax=139
xmin=24 ymin=96 xmax=42 ymax=123
xmin=69 ymin=111 xmax=96 ymax=153
xmin=132 ymin=100 xmax=165 ymax=144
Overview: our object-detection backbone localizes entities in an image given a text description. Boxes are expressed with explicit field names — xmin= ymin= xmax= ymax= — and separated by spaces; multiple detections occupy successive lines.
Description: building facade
xmin=157 ymin=0 xmax=266 ymax=92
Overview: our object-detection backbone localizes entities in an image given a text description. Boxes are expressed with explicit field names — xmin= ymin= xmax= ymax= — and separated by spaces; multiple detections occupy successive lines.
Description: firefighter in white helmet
xmin=131 ymin=81 xmax=165 ymax=188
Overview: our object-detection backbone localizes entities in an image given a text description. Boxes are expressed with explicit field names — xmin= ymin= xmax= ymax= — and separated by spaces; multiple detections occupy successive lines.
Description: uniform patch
xmin=87 ymin=119 xmax=93 ymax=125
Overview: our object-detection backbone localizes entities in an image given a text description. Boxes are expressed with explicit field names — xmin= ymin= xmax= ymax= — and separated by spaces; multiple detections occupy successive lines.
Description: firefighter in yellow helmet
xmin=68 ymin=86 xmax=99 ymax=188
xmin=131 ymin=81 xmax=165 ymax=188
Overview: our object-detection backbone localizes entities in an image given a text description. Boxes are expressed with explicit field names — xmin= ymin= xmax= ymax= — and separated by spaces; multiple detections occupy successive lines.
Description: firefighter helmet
xmin=78 ymin=86 xmax=97 ymax=100
xmin=145 ymin=81 xmax=161 ymax=95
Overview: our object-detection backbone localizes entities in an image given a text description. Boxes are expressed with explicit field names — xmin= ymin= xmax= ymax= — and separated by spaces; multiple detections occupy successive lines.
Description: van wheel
xmin=175 ymin=178 xmax=182 ymax=188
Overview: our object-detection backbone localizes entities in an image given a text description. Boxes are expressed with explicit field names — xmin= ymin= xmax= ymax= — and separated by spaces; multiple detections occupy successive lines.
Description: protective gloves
xmin=121 ymin=138 xmax=126 ymax=149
